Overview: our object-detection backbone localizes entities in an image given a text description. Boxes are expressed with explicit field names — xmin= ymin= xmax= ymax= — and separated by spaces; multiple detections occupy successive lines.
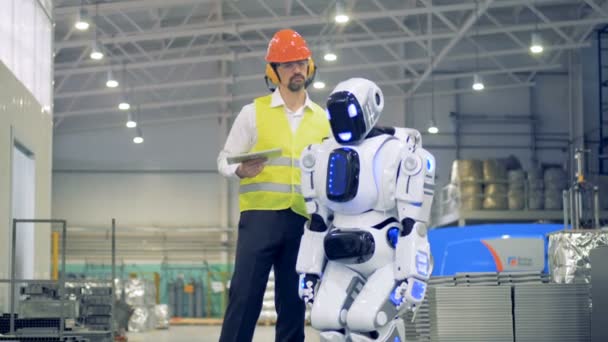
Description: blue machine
xmin=428 ymin=223 xmax=564 ymax=276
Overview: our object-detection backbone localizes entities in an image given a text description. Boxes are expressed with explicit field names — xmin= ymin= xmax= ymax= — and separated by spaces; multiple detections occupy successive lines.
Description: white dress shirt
xmin=217 ymin=89 xmax=317 ymax=179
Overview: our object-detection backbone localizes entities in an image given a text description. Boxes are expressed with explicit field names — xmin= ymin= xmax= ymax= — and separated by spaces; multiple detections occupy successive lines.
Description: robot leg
xmin=310 ymin=261 xmax=365 ymax=334
xmin=346 ymin=263 xmax=406 ymax=340
xmin=319 ymin=331 xmax=349 ymax=342
xmin=349 ymin=318 xmax=406 ymax=342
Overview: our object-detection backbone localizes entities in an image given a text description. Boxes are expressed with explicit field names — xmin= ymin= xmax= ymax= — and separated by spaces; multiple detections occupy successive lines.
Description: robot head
xmin=326 ymin=78 xmax=384 ymax=145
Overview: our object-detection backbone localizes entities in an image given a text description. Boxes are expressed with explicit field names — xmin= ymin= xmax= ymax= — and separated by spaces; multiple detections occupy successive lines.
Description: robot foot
xmin=349 ymin=318 xmax=406 ymax=342
xmin=319 ymin=330 xmax=348 ymax=342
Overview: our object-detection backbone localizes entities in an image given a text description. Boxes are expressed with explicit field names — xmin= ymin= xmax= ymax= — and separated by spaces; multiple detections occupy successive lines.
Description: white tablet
xmin=226 ymin=148 xmax=283 ymax=165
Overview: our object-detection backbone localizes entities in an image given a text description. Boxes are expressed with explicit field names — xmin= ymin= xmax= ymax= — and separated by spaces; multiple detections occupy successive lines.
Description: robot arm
xmin=296 ymin=144 xmax=333 ymax=276
xmin=392 ymin=141 xmax=436 ymax=306
xmin=296 ymin=145 xmax=332 ymax=303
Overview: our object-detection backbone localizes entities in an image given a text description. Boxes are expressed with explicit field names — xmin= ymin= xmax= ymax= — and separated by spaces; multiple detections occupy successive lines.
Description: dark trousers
xmin=219 ymin=209 xmax=307 ymax=342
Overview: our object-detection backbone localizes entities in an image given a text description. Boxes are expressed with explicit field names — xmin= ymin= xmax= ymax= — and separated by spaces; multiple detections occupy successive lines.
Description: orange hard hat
xmin=265 ymin=29 xmax=312 ymax=63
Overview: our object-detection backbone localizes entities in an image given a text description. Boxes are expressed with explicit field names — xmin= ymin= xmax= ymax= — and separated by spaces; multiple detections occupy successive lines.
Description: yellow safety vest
xmin=239 ymin=94 xmax=330 ymax=218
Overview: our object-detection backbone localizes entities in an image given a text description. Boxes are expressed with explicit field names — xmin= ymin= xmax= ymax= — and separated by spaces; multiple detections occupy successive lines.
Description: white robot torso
xmin=301 ymin=133 xmax=401 ymax=276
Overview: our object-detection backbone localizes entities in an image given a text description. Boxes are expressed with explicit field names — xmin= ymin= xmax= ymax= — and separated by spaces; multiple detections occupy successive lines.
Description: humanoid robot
xmin=296 ymin=78 xmax=435 ymax=342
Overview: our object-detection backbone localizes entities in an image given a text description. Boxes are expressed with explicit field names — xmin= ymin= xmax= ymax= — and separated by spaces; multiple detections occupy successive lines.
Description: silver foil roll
xmin=128 ymin=306 xmax=149 ymax=332
xmin=549 ymin=230 xmax=608 ymax=283
xmin=154 ymin=304 xmax=170 ymax=329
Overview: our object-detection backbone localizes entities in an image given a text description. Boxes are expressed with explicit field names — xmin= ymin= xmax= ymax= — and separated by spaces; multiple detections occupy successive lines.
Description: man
xmin=217 ymin=29 xmax=330 ymax=342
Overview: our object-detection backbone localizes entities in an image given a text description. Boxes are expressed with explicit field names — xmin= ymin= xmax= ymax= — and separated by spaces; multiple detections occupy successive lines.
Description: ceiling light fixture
xmin=90 ymin=41 xmax=104 ymax=60
xmin=334 ymin=0 xmax=350 ymax=24
xmin=530 ymin=32 xmax=544 ymax=54
xmin=313 ymin=81 xmax=326 ymax=89
xmin=74 ymin=7 xmax=90 ymax=31
xmin=472 ymin=73 xmax=485 ymax=91
xmin=106 ymin=69 xmax=119 ymax=88
xmin=133 ymin=128 xmax=144 ymax=144
xmin=126 ymin=112 xmax=137 ymax=128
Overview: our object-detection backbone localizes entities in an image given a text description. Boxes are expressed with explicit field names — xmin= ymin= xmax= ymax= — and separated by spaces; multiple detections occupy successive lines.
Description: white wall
xmin=0 ymin=0 xmax=52 ymax=111
xmin=52 ymin=172 xmax=226 ymax=227
xmin=0 ymin=61 xmax=53 ymax=310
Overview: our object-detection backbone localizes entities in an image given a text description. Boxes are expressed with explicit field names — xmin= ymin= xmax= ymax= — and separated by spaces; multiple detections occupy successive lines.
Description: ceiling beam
xmin=53 ymin=82 xmax=537 ymax=137
xmin=53 ymin=0 xmax=578 ymax=50
xmin=410 ymin=81 xmax=535 ymax=98
xmin=54 ymin=54 xmax=571 ymax=99
xmin=54 ymin=64 xmax=559 ymax=118
xmin=53 ymin=0 xmax=213 ymax=18
xmin=406 ymin=0 xmax=496 ymax=97
xmin=53 ymin=17 xmax=602 ymax=78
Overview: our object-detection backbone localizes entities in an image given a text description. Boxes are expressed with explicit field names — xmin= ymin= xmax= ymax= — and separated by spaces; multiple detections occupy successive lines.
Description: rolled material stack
xmin=527 ymin=169 xmax=544 ymax=210
xmin=483 ymin=159 xmax=508 ymax=210
xmin=544 ymin=168 xmax=567 ymax=210
xmin=508 ymin=170 xmax=526 ymax=210
xmin=450 ymin=160 xmax=483 ymax=210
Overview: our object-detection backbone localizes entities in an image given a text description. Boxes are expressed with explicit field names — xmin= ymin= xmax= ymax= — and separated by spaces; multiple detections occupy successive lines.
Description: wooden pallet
xmin=170 ymin=317 xmax=224 ymax=325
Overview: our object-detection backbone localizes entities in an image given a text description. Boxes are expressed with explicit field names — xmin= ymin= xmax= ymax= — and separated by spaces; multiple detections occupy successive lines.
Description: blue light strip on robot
xmin=328 ymin=153 xmax=346 ymax=196
xmin=416 ymin=251 xmax=429 ymax=277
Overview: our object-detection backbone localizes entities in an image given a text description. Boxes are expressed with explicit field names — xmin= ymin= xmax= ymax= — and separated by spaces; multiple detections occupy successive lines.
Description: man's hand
xmin=235 ymin=157 xmax=267 ymax=178
xmin=298 ymin=273 xmax=320 ymax=304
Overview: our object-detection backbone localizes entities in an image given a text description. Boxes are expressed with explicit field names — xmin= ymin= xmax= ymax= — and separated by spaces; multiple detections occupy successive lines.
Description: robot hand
xmin=389 ymin=277 xmax=428 ymax=312
xmin=298 ymin=273 xmax=320 ymax=304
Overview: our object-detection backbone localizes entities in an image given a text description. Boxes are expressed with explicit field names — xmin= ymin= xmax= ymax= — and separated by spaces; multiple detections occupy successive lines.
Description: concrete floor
xmin=127 ymin=325 xmax=321 ymax=342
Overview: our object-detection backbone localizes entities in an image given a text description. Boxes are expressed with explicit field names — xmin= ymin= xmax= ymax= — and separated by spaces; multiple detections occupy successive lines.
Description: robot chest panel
xmin=320 ymin=146 xmax=378 ymax=209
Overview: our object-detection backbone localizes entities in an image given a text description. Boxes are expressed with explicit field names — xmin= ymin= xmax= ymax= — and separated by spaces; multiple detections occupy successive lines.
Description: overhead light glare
xmin=472 ymin=73 xmax=485 ymax=91
xmin=313 ymin=81 xmax=326 ymax=89
xmin=530 ymin=32 xmax=544 ymax=54
xmin=335 ymin=1 xmax=350 ymax=24
xmin=75 ymin=8 xmax=90 ymax=31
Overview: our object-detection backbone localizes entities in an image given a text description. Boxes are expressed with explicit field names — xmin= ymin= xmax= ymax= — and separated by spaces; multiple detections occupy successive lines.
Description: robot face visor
xmin=326 ymin=91 xmax=368 ymax=144
xmin=324 ymin=229 xmax=375 ymax=264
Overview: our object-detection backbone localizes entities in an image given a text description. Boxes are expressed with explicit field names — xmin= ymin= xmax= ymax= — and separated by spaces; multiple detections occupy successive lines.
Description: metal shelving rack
xmin=598 ymin=25 xmax=608 ymax=175
xmin=0 ymin=218 xmax=117 ymax=342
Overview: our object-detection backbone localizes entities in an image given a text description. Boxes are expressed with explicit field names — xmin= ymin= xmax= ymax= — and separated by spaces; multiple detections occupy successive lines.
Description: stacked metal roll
xmin=482 ymin=159 xmax=508 ymax=210
xmin=527 ymin=168 xmax=544 ymax=209
xmin=507 ymin=170 xmax=526 ymax=210
xmin=544 ymin=168 xmax=567 ymax=210
xmin=450 ymin=159 xmax=483 ymax=210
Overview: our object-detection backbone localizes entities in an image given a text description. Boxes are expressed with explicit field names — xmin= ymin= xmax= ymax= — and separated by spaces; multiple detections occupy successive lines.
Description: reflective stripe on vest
xmin=266 ymin=156 xmax=299 ymax=168
xmin=240 ymin=183 xmax=302 ymax=194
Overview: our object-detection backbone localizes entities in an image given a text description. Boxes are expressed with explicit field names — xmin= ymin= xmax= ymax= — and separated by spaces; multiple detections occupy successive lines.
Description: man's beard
xmin=287 ymin=75 xmax=305 ymax=92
